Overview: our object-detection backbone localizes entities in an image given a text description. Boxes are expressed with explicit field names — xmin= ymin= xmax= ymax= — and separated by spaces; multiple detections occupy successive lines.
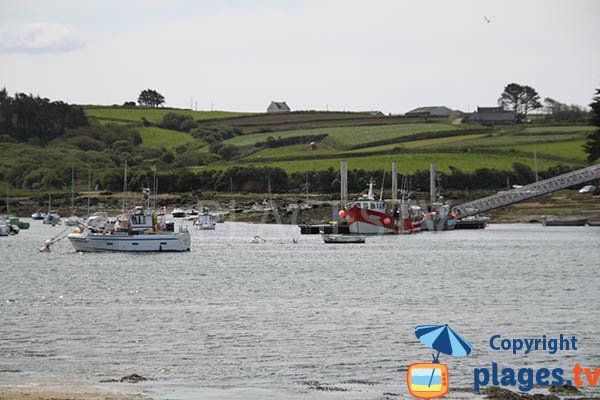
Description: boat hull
xmin=543 ymin=218 xmax=588 ymax=227
xmin=322 ymin=234 xmax=366 ymax=244
xmin=67 ymin=232 xmax=191 ymax=252
xmin=345 ymin=205 xmax=419 ymax=235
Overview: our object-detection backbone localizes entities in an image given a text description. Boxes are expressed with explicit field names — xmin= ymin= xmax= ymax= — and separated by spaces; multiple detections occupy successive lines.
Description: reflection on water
xmin=1 ymin=221 xmax=599 ymax=399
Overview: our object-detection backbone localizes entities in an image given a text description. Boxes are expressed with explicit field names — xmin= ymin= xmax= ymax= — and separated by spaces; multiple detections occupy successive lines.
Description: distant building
xmin=405 ymin=106 xmax=462 ymax=117
xmin=267 ymin=101 xmax=291 ymax=113
xmin=466 ymin=106 xmax=516 ymax=125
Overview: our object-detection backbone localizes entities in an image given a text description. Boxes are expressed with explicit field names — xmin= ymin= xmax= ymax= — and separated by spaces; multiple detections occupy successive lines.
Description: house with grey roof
xmin=405 ymin=106 xmax=462 ymax=117
xmin=465 ymin=106 xmax=516 ymax=125
xmin=267 ymin=101 xmax=291 ymax=113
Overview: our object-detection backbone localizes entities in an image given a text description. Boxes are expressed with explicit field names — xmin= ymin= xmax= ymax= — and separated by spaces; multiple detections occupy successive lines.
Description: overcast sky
xmin=0 ymin=0 xmax=599 ymax=113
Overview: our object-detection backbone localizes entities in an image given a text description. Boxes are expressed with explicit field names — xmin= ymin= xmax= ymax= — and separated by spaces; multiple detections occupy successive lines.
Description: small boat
xmin=172 ymin=208 xmax=186 ymax=218
xmin=31 ymin=211 xmax=45 ymax=220
xmin=185 ymin=209 xmax=199 ymax=217
xmin=542 ymin=217 xmax=588 ymax=227
xmin=321 ymin=234 xmax=366 ymax=244
xmin=195 ymin=212 xmax=216 ymax=230
xmin=65 ymin=216 xmax=84 ymax=227
xmin=9 ymin=217 xmax=30 ymax=229
xmin=0 ymin=218 xmax=18 ymax=236
xmin=0 ymin=219 xmax=10 ymax=236
xmin=43 ymin=211 xmax=61 ymax=225
xmin=455 ymin=215 xmax=490 ymax=230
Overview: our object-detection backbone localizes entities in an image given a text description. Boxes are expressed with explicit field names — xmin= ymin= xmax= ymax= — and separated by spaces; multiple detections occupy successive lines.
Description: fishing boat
xmin=340 ymin=180 xmax=424 ymax=235
xmin=422 ymin=202 xmax=458 ymax=231
xmin=321 ymin=234 xmax=366 ymax=244
xmin=67 ymin=192 xmax=190 ymax=252
xmin=172 ymin=208 xmax=186 ymax=218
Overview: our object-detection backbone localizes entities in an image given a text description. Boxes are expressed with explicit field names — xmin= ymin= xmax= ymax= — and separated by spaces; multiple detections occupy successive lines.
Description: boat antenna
xmin=379 ymin=167 xmax=386 ymax=201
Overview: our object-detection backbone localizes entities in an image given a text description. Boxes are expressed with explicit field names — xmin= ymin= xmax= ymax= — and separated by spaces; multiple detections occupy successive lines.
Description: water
xmin=1 ymin=221 xmax=599 ymax=399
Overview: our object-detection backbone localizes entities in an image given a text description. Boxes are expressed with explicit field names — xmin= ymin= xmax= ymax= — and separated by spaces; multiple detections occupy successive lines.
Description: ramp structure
xmin=452 ymin=164 xmax=600 ymax=218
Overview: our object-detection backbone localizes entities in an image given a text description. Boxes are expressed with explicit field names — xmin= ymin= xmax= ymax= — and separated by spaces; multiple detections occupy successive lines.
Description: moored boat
xmin=195 ymin=210 xmax=216 ymax=230
xmin=9 ymin=217 xmax=30 ymax=229
xmin=67 ymin=191 xmax=190 ymax=252
xmin=542 ymin=217 xmax=588 ymax=227
xmin=31 ymin=211 xmax=45 ymax=220
xmin=321 ymin=234 xmax=366 ymax=244
xmin=340 ymin=180 xmax=423 ymax=235
xmin=172 ymin=208 xmax=186 ymax=218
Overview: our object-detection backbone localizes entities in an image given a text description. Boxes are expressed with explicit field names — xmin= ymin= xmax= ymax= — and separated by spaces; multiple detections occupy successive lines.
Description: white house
xmin=267 ymin=101 xmax=291 ymax=113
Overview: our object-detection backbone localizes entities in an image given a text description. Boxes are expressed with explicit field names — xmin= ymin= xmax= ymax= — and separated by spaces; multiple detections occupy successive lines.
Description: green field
xmin=194 ymin=151 xmax=581 ymax=174
xmin=84 ymin=107 xmax=249 ymax=124
xmin=138 ymin=127 xmax=195 ymax=148
xmin=496 ymin=139 xmax=587 ymax=160
xmin=224 ymin=123 xmax=462 ymax=148
xmin=522 ymin=125 xmax=596 ymax=134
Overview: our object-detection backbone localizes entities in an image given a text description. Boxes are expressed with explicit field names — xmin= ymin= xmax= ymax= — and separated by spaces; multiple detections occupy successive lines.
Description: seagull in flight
xmin=484 ymin=16 xmax=491 ymax=23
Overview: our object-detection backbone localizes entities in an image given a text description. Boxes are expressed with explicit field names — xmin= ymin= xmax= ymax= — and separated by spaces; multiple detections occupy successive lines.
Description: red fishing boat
xmin=339 ymin=181 xmax=424 ymax=235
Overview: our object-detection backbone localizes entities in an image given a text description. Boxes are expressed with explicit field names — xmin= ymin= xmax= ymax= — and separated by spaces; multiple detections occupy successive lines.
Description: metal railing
xmin=452 ymin=164 xmax=600 ymax=218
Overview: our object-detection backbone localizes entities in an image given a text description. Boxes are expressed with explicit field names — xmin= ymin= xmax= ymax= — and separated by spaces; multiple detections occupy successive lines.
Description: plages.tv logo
xmin=407 ymin=324 xmax=473 ymax=399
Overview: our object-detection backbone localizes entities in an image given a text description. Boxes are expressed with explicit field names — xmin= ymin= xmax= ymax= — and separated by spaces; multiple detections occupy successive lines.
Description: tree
xmin=137 ymin=89 xmax=165 ymax=107
xmin=498 ymin=83 xmax=542 ymax=118
xmin=583 ymin=89 xmax=600 ymax=163
xmin=543 ymin=97 xmax=587 ymax=123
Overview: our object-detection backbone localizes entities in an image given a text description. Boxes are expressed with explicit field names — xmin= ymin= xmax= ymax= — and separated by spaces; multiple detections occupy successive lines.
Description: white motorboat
xmin=195 ymin=212 xmax=216 ymax=230
xmin=67 ymin=192 xmax=191 ymax=252
xmin=172 ymin=208 xmax=186 ymax=218
xmin=31 ymin=211 xmax=45 ymax=220
xmin=321 ymin=234 xmax=366 ymax=244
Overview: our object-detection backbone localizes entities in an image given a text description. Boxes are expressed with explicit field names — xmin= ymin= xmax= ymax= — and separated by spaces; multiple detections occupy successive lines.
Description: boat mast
xmin=122 ymin=160 xmax=128 ymax=212
xmin=87 ymin=167 xmax=91 ymax=217
xmin=430 ymin=163 xmax=436 ymax=206
xmin=305 ymin=172 xmax=309 ymax=203
xmin=71 ymin=166 xmax=75 ymax=215
xmin=152 ymin=168 xmax=157 ymax=210
xmin=379 ymin=167 xmax=386 ymax=201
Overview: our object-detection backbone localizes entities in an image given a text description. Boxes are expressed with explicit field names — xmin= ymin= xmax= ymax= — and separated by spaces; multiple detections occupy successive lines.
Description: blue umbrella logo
xmin=414 ymin=324 xmax=473 ymax=389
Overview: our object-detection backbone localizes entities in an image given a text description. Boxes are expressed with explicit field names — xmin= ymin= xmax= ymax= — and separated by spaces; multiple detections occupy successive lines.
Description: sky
xmin=0 ymin=0 xmax=599 ymax=114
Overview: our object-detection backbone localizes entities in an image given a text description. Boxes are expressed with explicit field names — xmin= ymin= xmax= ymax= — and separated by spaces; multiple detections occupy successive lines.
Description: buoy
xmin=383 ymin=217 xmax=391 ymax=225
xmin=339 ymin=210 xmax=346 ymax=218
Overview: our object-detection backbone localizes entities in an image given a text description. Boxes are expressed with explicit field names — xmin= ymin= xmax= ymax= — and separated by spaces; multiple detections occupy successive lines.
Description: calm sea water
xmin=1 ymin=221 xmax=599 ymax=399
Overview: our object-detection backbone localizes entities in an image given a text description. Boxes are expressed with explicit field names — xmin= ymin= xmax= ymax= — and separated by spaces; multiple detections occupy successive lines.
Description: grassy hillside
xmin=137 ymin=126 xmax=194 ymax=148
xmin=194 ymin=152 xmax=579 ymax=174
xmin=224 ymin=123 xmax=465 ymax=148
xmin=84 ymin=106 xmax=248 ymax=124
xmin=2 ymin=104 xmax=594 ymax=197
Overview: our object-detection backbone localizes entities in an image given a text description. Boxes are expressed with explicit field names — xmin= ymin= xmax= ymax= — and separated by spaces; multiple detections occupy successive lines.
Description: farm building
xmin=267 ymin=101 xmax=291 ymax=113
xmin=405 ymin=106 xmax=462 ymax=117
xmin=466 ymin=106 xmax=516 ymax=125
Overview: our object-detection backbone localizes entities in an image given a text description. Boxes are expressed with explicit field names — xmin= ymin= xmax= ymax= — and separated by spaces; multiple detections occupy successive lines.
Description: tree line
xmin=0 ymin=88 xmax=88 ymax=143
xmin=92 ymin=163 xmax=576 ymax=197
